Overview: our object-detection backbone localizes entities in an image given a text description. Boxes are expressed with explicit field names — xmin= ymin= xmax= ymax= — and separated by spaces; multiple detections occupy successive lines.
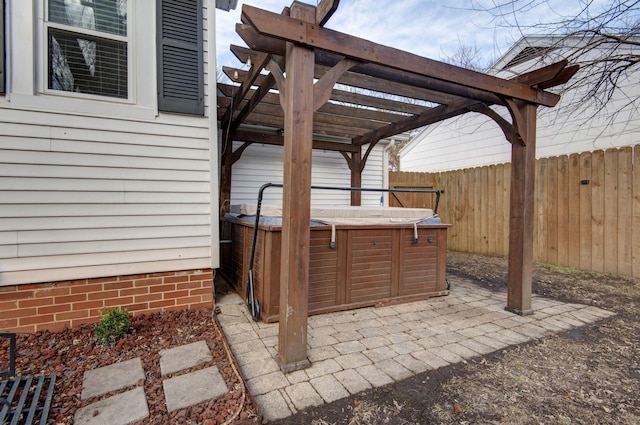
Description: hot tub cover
xmin=228 ymin=204 xmax=438 ymax=226
xmin=309 ymin=206 xmax=434 ymax=225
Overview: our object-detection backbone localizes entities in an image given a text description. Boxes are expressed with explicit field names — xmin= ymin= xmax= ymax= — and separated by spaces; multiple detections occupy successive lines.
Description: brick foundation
xmin=0 ymin=269 xmax=214 ymax=333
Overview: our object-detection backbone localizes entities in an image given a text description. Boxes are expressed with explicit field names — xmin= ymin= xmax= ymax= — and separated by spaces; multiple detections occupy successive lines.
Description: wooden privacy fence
xmin=390 ymin=144 xmax=640 ymax=278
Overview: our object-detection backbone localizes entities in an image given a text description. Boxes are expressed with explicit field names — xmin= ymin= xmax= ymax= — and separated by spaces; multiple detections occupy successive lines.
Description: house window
xmin=46 ymin=0 xmax=128 ymax=99
xmin=157 ymin=0 xmax=204 ymax=115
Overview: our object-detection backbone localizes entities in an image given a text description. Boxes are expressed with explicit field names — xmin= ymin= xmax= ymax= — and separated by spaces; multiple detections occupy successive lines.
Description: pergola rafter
xmin=217 ymin=0 xmax=578 ymax=372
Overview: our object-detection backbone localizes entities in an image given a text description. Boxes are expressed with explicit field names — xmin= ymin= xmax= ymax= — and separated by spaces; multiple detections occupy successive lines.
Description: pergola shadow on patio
xmin=217 ymin=0 xmax=578 ymax=371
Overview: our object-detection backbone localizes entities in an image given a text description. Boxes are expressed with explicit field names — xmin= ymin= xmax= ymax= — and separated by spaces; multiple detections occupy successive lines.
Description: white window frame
xmin=41 ymin=0 xmax=133 ymax=103
xmin=4 ymin=1 xmax=157 ymax=120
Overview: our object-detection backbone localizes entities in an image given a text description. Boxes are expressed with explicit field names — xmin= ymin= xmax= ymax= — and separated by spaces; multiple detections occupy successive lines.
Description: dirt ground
xmin=270 ymin=251 xmax=640 ymax=425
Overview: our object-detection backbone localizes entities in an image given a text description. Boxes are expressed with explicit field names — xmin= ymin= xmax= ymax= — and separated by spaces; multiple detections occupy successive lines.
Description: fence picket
xmin=618 ymin=147 xmax=633 ymax=276
xmin=535 ymin=159 xmax=546 ymax=263
xmin=557 ymin=155 xmax=569 ymax=267
xmin=547 ymin=156 xmax=559 ymax=265
xmin=495 ymin=164 xmax=505 ymax=256
xmin=465 ymin=168 xmax=473 ymax=253
xmin=473 ymin=167 xmax=482 ymax=254
xmin=633 ymin=145 xmax=640 ymax=278
xmin=480 ymin=166 xmax=489 ymax=255
xmin=579 ymin=152 xmax=593 ymax=270
xmin=591 ymin=150 xmax=605 ymax=273
xmin=488 ymin=165 xmax=497 ymax=256
xmin=603 ymin=148 xmax=618 ymax=274
xmin=568 ymin=153 xmax=581 ymax=269
xmin=503 ymin=163 xmax=511 ymax=256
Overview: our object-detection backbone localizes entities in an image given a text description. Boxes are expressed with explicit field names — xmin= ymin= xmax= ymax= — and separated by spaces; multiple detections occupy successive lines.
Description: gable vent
xmin=503 ymin=46 xmax=556 ymax=70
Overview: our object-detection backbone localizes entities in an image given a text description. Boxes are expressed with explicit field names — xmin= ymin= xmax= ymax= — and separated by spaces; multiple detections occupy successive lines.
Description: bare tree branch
xmin=474 ymin=0 xmax=640 ymax=123
xmin=440 ymin=42 xmax=491 ymax=72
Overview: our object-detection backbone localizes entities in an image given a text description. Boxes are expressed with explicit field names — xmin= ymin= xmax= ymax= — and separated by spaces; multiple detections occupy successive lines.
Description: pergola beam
xmin=513 ymin=59 xmax=568 ymax=86
xmin=327 ymin=88 xmax=428 ymax=115
xmin=236 ymin=26 xmax=498 ymax=106
xmin=353 ymin=99 xmax=476 ymax=146
xmin=232 ymin=129 xmax=359 ymax=153
xmin=240 ymin=4 xmax=561 ymax=107
xmin=227 ymin=47 xmax=456 ymax=107
xmin=318 ymin=63 xmax=459 ymax=106
xmin=316 ymin=0 xmax=340 ymax=26
xmin=537 ymin=64 xmax=580 ymax=89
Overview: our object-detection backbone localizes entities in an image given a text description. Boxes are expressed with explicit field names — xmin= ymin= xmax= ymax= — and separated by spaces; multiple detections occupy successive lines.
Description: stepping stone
xmin=163 ymin=366 xmax=228 ymax=412
xmin=81 ymin=358 xmax=144 ymax=400
xmin=159 ymin=340 xmax=213 ymax=376
xmin=74 ymin=387 xmax=149 ymax=425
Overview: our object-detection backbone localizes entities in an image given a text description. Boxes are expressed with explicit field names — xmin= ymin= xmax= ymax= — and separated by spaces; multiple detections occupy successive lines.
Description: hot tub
xmin=220 ymin=205 xmax=450 ymax=322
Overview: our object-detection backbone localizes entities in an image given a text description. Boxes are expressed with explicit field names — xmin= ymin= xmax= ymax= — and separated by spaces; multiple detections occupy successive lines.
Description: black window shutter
xmin=1 ymin=0 xmax=5 ymax=94
xmin=157 ymin=0 xmax=204 ymax=115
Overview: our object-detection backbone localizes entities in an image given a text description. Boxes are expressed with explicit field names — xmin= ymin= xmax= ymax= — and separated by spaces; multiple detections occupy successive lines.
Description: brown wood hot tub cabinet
xmin=220 ymin=218 xmax=450 ymax=322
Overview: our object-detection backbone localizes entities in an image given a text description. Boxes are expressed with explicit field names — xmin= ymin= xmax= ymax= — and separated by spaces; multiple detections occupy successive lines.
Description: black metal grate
xmin=1 ymin=333 xmax=56 ymax=425
xmin=0 ymin=375 xmax=56 ymax=425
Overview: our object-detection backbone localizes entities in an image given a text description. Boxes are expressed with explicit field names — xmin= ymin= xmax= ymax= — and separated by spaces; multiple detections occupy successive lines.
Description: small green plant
xmin=94 ymin=307 xmax=131 ymax=344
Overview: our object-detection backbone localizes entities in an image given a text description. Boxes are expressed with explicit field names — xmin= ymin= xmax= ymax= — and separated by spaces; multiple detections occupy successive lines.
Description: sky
xmin=214 ymin=0 xmax=609 ymax=72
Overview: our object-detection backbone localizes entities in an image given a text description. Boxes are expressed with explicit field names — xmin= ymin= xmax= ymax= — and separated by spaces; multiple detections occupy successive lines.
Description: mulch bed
xmin=0 ymin=308 xmax=261 ymax=424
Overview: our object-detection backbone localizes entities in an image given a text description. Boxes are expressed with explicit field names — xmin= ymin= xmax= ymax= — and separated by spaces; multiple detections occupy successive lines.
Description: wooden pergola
xmin=217 ymin=0 xmax=578 ymax=372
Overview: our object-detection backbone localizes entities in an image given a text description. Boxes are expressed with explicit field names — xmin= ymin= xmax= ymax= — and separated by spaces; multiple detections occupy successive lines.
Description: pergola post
xmin=350 ymin=151 xmax=362 ymax=206
xmin=506 ymin=101 xmax=537 ymax=315
xmin=277 ymin=2 xmax=315 ymax=372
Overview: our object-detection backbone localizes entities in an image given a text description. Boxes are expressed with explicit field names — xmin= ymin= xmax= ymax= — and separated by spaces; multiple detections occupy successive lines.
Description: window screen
xmin=47 ymin=0 xmax=128 ymax=99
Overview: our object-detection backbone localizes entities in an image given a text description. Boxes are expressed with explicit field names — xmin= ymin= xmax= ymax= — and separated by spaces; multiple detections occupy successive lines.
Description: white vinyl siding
xmin=400 ymin=112 xmax=512 ymax=172
xmin=0 ymin=111 xmax=215 ymax=286
xmin=361 ymin=147 xmax=387 ymax=206
xmin=0 ymin=1 xmax=219 ymax=287
xmin=230 ymin=142 xmax=387 ymax=208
